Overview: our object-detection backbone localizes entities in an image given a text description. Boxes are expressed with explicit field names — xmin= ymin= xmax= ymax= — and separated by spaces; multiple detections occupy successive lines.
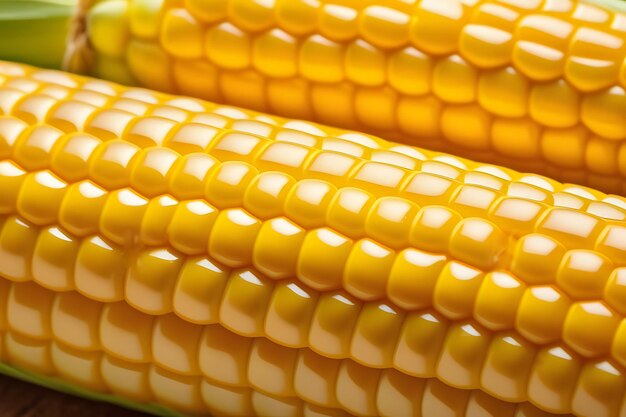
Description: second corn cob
xmin=1 ymin=61 xmax=626 ymax=416
xmin=64 ymin=0 xmax=626 ymax=194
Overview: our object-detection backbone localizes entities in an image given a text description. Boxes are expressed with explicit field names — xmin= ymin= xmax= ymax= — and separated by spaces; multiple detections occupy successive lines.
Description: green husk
xmin=0 ymin=362 xmax=187 ymax=417
xmin=0 ymin=0 xmax=75 ymax=69
xmin=587 ymin=0 xmax=626 ymax=12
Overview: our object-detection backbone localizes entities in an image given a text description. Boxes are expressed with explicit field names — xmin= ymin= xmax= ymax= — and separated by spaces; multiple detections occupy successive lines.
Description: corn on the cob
xmin=2 ymin=60 xmax=626 ymax=417
xmin=60 ymin=0 xmax=626 ymax=195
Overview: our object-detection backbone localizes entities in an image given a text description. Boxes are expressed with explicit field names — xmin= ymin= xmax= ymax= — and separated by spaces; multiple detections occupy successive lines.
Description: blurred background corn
xmin=2 ymin=61 xmax=626 ymax=417
xmin=60 ymin=0 xmax=626 ymax=195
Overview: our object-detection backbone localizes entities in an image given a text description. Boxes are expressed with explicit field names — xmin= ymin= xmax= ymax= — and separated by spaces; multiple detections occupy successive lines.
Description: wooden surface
xmin=0 ymin=374 xmax=147 ymax=417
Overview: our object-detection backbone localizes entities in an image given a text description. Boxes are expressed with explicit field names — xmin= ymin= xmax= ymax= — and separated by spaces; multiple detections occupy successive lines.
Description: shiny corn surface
xmin=67 ymin=0 xmax=626 ymax=194
xmin=2 ymin=61 xmax=626 ymax=417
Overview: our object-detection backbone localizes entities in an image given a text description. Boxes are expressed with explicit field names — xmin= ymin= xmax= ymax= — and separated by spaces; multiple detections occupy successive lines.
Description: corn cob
xmin=2 ymin=60 xmax=626 ymax=417
xmin=56 ymin=0 xmax=626 ymax=195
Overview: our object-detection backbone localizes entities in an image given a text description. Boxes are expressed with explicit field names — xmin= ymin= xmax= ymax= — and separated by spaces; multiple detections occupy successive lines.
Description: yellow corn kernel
xmin=126 ymin=40 xmax=174 ymax=93
xmin=160 ymin=9 xmax=204 ymax=59
xmin=129 ymin=0 xmax=165 ymax=39
xmin=87 ymin=0 xmax=130 ymax=58
xmin=275 ymin=0 xmax=318 ymax=36
xmin=478 ymin=67 xmax=529 ymax=118
xmin=436 ymin=321 xmax=491 ymax=389
xmin=358 ymin=6 xmax=410 ymax=50
xmin=299 ymin=35 xmax=344 ymax=83
xmin=253 ymin=29 xmax=298 ymax=79
xmin=184 ymin=0 xmax=226 ymax=23
xmin=410 ymin=0 xmax=467 ymax=55
xmin=345 ymin=42 xmax=385 ymax=87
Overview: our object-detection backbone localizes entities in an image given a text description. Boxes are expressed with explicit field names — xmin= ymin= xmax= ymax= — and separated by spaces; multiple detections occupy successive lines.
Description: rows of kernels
xmin=3 ymin=63 xmax=626 ymax=206
xmin=0 ymin=275 xmax=575 ymax=417
xmin=0 ymin=198 xmax=622 ymax=416
xmin=5 ymin=128 xmax=626 ymax=375
xmin=3 ymin=65 xmax=626 ymax=221
xmin=4 ymin=63 xmax=626 ymax=414
xmin=5 ymin=145 xmax=626 ymax=305
xmin=70 ymin=0 xmax=626 ymax=194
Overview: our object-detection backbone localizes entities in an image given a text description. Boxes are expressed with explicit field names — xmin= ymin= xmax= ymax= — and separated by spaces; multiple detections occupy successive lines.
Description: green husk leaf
xmin=0 ymin=0 xmax=75 ymax=69
xmin=0 ymin=362 xmax=187 ymax=417
xmin=585 ymin=0 xmax=626 ymax=12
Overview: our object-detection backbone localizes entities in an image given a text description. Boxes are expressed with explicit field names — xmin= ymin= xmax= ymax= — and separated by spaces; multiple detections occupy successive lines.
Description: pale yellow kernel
xmin=219 ymin=70 xmax=267 ymax=112
xmin=586 ymin=137 xmax=620 ymax=176
xmin=228 ymin=0 xmax=275 ymax=32
xmin=410 ymin=0 xmax=466 ymax=55
xmin=173 ymin=60 xmax=220 ymax=102
xmin=529 ymin=80 xmax=580 ymax=128
xmin=201 ymin=381 xmax=253 ymax=416
xmin=345 ymin=40 xmax=386 ymax=87
xmin=480 ymin=334 xmax=536 ymax=402
xmin=311 ymin=83 xmax=359 ymax=129
xmin=319 ymin=4 xmax=358 ymax=42
xmin=248 ymin=338 xmax=298 ymax=397
xmin=359 ymin=6 xmax=410 ymax=49
xmin=459 ymin=24 xmax=514 ymax=68
xmin=516 ymin=15 xmax=573 ymax=49
xmin=394 ymin=311 xmax=447 ymax=378
xmin=434 ymin=262 xmax=484 ymax=320
xmin=478 ymin=67 xmax=529 ymax=118
xmin=397 ymin=96 xmax=441 ymax=138
xmin=441 ymin=104 xmax=492 ymax=151
xmin=541 ymin=127 xmax=586 ymax=169
xmin=126 ymin=40 xmax=174 ymax=92
xmin=527 ymin=344 xmax=580 ymax=413
xmin=571 ymin=360 xmax=626 ymax=417
xmin=253 ymin=29 xmax=298 ymax=78
xmin=205 ymin=23 xmax=251 ymax=70
xmin=470 ymin=3 xmax=519 ymax=30
xmin=130 ymin=0 xmax=165 ymax=38
xmin=433 ymin=55 xmax=477 ymax=104
xmin=436 ymin=321 xmax=490 ymax=388
xmin=219 ymin=269 xmax=274 ymax=337
xmin=87 ymin=0 xmax=130 ymax=58
xmin=581 ymin=86 xmax=626 ymax=141
xmin=299 ymin=35 xmax=344 ymax=83
xmin=336 ymin=360 xmax=380 ymax=416
xmin=516 ymin=286 xmax=571 ymax=344
xmin=355 ymin=87 xmax=397 ymax=132
xmin=161 ymin=9 xmax=204 ymax=59
xmin=185 ymin=0 xmax=227 ymax=23
xmin=351 ymin=302 xmax=404 ymax=368
xmin=275 ymin=0 xmax=319 ymax=36
xmin=512 ymin=41 xmax=565 ymax=81
xmin=388 ymin=47 xmax=432 ymax=96
xmin=565 ymin=57 xmax=620 ymax=93
xmin=492 ymin=117 xmax=541 ymax=159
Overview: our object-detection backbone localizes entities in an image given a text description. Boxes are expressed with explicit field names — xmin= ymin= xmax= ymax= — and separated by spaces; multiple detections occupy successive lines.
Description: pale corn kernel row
xmin=3 ymin=131 xmax=626 ymax=301
xmin=66 ymin=0 xmax=626 ymax=193
xmin=3 ymin=118 xmax=626 ymax=287
xmin=3 ymin=61 xmax=626 ymax=196
xmin=0 ymin=270 xmax=576 ymax=417
xmin=0 ymin=277 xmax=569 ymax=417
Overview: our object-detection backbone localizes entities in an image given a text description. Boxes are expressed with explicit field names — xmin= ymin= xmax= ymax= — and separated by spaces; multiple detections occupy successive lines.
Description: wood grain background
xmin=0 ymin=375 xmax=147 ymax=417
